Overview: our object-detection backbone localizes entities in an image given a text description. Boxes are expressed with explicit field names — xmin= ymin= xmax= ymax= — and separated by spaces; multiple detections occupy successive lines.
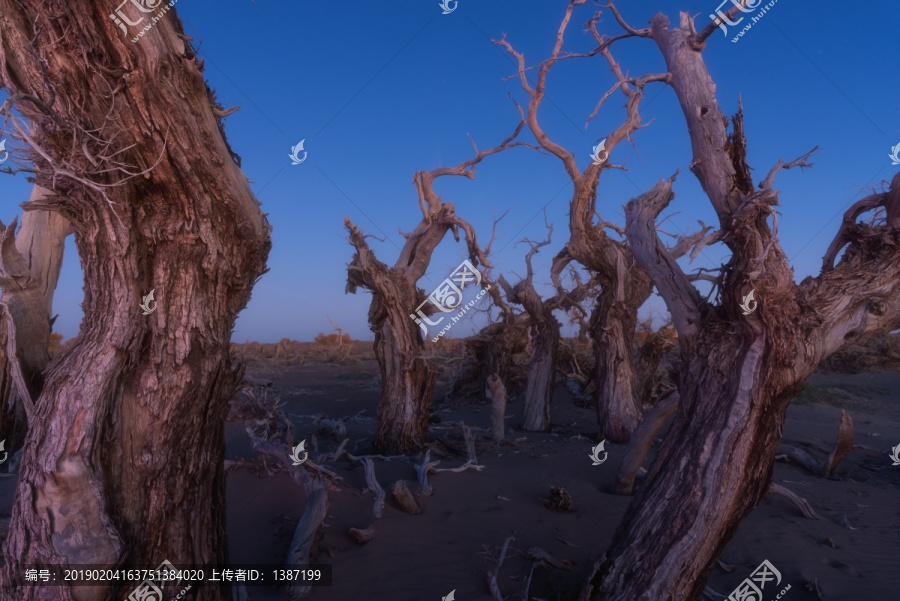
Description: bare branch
xmin=760 ymin=146 xmax=818 ymax=191
xmin=601 ymin=1 xmax=652 ymax=37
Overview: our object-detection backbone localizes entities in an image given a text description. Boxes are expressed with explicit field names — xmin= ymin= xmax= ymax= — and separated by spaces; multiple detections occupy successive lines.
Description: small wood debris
xmin=543 ymin=486 xmax=576 ymax=512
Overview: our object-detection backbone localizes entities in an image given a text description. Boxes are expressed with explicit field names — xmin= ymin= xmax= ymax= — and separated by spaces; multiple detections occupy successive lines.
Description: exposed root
xmin=543 ymin=486 xmax=576 ymax=512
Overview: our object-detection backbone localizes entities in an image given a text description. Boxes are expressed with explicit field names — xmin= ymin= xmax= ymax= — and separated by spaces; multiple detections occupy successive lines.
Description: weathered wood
xmin=414 ymin=449 xmax=440 ymax=495
xmin=0 ymin=189 xmax=71 ymax=447
xmin=768 ymin=483 xmax=823 ymax=520
xmin=613 ymin=391 xmax=679 ymax=495
xmin=488 ymin=374 xmax=507 ymax=443
xmin=0 ymin=2 xmax=272 ymax=597
xmin=487 ymin=536 xmax=514 ymax=601
xmin=589 ymin=8 xmax=900 ymax=601
xmin=345 ymin=113 xmax=530 ymax=454
xmin=776 ymin=444 xmax=821 ymax=475
xmin=822 ymin=409 xmax=853 ymax=476
xmin=362 ymin=458 xmax=385 ymax=518
xmin=348 ymin=526 xmax=375 ymax=544
xmin=390 ymin=480 xmax=422 ymax=514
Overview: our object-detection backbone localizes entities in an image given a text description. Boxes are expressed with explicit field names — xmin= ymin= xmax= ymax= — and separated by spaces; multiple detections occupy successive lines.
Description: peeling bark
xmin=589 ymin=9 xmax=900 ymax=600
xmin=0 ymin=3 xmax=271 ymax=599
xmin=345 ymin=116 xmax=528 ymax=454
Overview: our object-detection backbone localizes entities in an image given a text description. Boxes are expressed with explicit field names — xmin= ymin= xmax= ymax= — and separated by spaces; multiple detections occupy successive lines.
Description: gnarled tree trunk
xmin=346 ymin=119 xmax=527 ymax=453
xmin=589 ymin=8 xmax=900 ymax=600
xmin=0 ymin=3 xmax=271 ymax=599
xmin=0 ymin=187 xmax=71 ymax=452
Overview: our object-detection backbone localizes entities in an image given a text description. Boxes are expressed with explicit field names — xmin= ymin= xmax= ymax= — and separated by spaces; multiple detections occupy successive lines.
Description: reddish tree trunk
xmin=589 ymin=10 xmax=900 ymax=600
xmin=0 ymin=3 xmax=271 ymax=599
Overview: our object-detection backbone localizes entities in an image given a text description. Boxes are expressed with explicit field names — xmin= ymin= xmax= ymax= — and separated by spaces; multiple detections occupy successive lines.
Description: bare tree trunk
xmin=0 ymin=4 xmax=271 ymax=599
xmin=346 ymin=115 xmax=527 ymax=453
xmin=522 ymin=317 xmax=559 ymax=430
xmin=0 ymin=187 xmax=71 ymax=450
xmin=588 ymin=8 xmax=900 ymax=600
xmin=589 ymin=285 xmax=645 ymax=442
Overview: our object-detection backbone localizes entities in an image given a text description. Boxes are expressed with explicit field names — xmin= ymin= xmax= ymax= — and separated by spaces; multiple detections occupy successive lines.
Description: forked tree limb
xmin=614 ymin=390 xmax=679 ymax=495
xmin=415 ymin=449 xmax=440 ymax=495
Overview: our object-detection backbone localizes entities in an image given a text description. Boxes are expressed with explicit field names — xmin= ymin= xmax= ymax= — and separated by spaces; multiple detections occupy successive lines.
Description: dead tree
xmin=0 ymin=4 xmax=271 ymax=600
xmin=345 ymin=113 xmax=530 ymax=454
xmin=495 ymin=5 xmax=716 ymax=442
xmin=586 ymin=5 xmax=900 ymax=600
xmin=0 ymin=187 xmax=71 ymax=450
xmin=498 ymin=220 xmax=593 ymax=431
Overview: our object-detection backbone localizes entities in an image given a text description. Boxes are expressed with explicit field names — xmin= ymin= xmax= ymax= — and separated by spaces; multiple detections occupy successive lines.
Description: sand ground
xmin=222 ymin=349 xmax=900 ymax=601
xmin=0 ymin=346 xmax=897 ymax=601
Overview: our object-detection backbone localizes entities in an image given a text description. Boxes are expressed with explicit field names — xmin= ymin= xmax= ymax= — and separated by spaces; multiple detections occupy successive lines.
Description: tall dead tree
xmin=0 ymin=3 xmax=271 ymax=600
xmin=498 ymin=220 xmax=592 ymax=431
xmin=496 ymin=4 xmax=715 ymax=442
xmin=345 ymin=114 xmax=530 ymax=454
xmin=586 ymin=5 xmax=900 ymax=600
xmin=0 ymin=187 xmax=71 ymax=452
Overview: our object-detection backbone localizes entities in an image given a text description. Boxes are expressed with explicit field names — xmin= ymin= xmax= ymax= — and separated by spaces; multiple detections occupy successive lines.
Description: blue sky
xmin=1 ymin=0 xmax=897 ymax=342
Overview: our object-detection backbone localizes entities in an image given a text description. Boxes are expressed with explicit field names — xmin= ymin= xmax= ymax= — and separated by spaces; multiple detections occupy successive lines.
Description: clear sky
xmin=1 ymin=0 xmax=897 ymax=343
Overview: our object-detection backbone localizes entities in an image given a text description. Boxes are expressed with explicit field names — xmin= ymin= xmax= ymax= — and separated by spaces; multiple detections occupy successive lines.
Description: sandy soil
xmin=221 ymin=347 xmax=900 ymax=601
xmin=0 ymin=343 xmax=897 ymax=601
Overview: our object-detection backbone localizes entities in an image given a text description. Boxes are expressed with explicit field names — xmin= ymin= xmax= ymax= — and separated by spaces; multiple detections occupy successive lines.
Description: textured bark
xmin=0 ymin=187 xmax=71 ymax=450
xmin=497 ymin=236 xmax=571 ymax=432
xmin=589 ymin=10 xmax=900 ymax=601
xmin=345 ymin=118 xmax=527 ymax=454
xmin=495 ymin=14 xmax=695 ymax=443
xmin=0 ymin=3 xmax=271 ymax=599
